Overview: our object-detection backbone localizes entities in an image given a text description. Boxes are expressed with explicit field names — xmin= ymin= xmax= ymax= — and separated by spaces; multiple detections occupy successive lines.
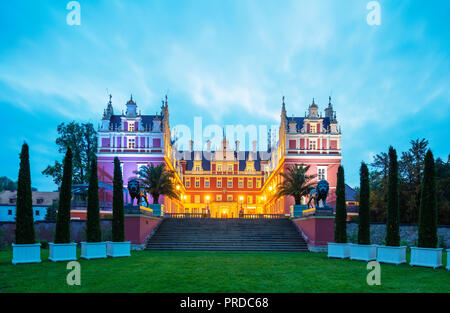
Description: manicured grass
xmin=0 ymin=249 xmax=448 ymax=293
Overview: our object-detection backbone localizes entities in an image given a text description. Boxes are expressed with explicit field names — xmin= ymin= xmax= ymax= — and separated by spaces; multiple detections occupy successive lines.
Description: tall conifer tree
xmin=358 ymin=162 xmax=370 ymax=244
xmin=334 ymin=165 xmax=347 ymax=243
xmin=418 ymin=150 xmax=438 ymax=248
xmin=15 ymin=143 xmax=35 ymax=244
xmin=112 ymin=157 xmax=125 ymax=242
xmin=54 ymin=148 xmax=73 ymax=243
xmin=386 ymin=146 xmax=400 ymax=246
xmin=86 ymin=156 xmax=101 ymax=242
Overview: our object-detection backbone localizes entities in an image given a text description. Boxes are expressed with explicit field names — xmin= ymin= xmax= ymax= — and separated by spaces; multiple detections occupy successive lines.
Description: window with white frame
xmin=194 ymin=195 xmax=200 ymax=203
xmin=239 ymin=178 xmax=244 ymax=188
xmin=317 ymin=166 xmax=327 ymax=180
xmin=216 ymin=194 xmax=222 ymax=202
xmin=128 ymin=138 xmax=135 ymax=148
xmin=217 ymin=164 xmax=222 ymax=172
xmin=309 ymin=140 xmax=316 ymax=150
xmin=227 ymin=195 xmax=233 ymax=202
xmin=228 ymin=164 xmax=233 ymax=171
xmin=247 ymin=196 xmax=253 ymax=204
xmin=217 ymin=178 xmax=222 ymax=188
xmin=195 ymin=178 xmax=200 ymax=188
xmin=247 ymin=178 xmax=253 ymax=188
xmin=256 ymin=178 xmax=261 ymax=188
xmin=204 ymin=178 xmax=210 ymax=188
xmin=128 ymin=122 xmax=135 ymax=132
xmin=195 ymin=164 xmax=201 ymax=171
xmin=227 ymin=178 xmax=233 ymax=188
xmin=310 ymin=124 xmax=317 ymax=133
xmin=185 ymin=178 xmax=191 ymax=188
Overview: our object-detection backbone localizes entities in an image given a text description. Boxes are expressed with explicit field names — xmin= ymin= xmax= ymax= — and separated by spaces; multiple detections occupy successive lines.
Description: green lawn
xmin=0 ymin=249 xmax=448 ymax=293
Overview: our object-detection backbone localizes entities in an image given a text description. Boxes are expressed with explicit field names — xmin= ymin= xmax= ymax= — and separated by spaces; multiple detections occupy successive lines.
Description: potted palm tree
xmin=276 ymin=164 xmax=316 ymax=218
xmin=136 ymin=163 xmax=180 ymax=216
xmin=377 ymin=147 xmax=407 ymax=265
xmin=328 ymin=166 xmax=350 ymax=258
xmin=349 ymin=162 xmax=377 ymax=261
xmin=49 ymin=148 xmax=77 ymax=262
xmin=81 ymin=157 xmax=107 ymax=259
xmin=12 ymin=143 xmax=41 ymax=264
xmin=107 ymin=157 xmax=130 ymax=257
xmin=410 ymin=150 xmax=442 ymax=268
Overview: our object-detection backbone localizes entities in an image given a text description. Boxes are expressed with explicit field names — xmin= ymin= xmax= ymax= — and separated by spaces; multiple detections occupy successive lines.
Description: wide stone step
xmin=145 ymin=218 xmax=307 ymax=252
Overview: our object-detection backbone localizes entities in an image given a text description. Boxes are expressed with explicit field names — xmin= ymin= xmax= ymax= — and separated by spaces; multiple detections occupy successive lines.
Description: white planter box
xmin=327 ymin=243 xmax=350 ymax=259
xmin=49 ymin=242 xmax=77 ymax=262
xmin=410 ymin=247 xmax=443 ymax=269
xmin=12 ymin=243 xmax=41 ymax=264
xmin=107 ymin=241 xmax=131 ymax=257
xmin=80 ymin=242 xmax=107 ymax=260
xmin=349 ymin=244 xmax=377 ymax=261
xmin=376 ymin=245 xmax=407 ymax=265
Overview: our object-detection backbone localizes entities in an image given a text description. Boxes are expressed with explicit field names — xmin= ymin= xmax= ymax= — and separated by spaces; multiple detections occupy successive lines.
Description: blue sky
xmin=0 ymin=0 xmax=449 ymax=191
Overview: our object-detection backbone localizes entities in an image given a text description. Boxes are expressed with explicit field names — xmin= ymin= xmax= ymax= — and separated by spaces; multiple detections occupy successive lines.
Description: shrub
xmin=334 ymin=166 xmax=347 ymax=243
xmin=54 ymin=148 xmax=73 ymax=243
xmin=418 ymin=150 xmax=438 ymax=248
xmin=86 ymin=157 xmax=101 ymax=242
xmin=386 ymin=146 xmax=400 ymax=246
xmin=15 ymin=143 xmax=35 ymax=244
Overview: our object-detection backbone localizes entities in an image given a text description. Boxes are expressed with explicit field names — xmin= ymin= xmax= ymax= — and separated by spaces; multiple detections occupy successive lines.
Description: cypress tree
xmin=54 ymin=148 xmax=73 ymax=243
xmin=418 ymin=150 xmax=438 ymax=248
xmin=334 ymin=165 xmax=347 ymax=243
xmin=358 ymin=162 xmax=371 ymax=244
xmin=86 ymin=156 xmax=101 ymax=242
xmin=112 ymin=157 xmax=125 ymax=242
xmin=15 ymin=142 xmax=35 ymax=244
xmin=386 ymin=146 xmax=400 ymax=246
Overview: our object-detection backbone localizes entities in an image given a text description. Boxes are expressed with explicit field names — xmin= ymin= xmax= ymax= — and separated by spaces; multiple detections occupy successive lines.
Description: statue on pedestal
xmin=127 ymin=178 xmax=141 ymax=206
xmin=307 ymin=179 xmax=331 ymax=211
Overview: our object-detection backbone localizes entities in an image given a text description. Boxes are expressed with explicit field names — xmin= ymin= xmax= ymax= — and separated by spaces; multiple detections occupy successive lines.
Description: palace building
xmin=96 ymin=95 xmax=342 ymax=217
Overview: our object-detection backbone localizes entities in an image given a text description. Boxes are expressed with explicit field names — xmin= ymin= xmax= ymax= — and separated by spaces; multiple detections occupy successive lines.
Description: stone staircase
xmin=146 ymin=218 xmax=308 ymax=252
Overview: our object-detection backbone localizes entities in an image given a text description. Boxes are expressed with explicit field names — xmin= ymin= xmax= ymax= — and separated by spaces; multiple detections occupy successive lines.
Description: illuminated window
xmin=247 ymin=179 xmax=253 ymax=188
xmin=217 ymin=178 xmax=222 ymax=188
xmin=227 ymin=179 xmax=233 ymax=188
xmin=239 ymin=178 xmax=244 ymax=188
xmin=256 ymin=179 xmax=261 ymax=188
xmin=310 ymin=124 xmax=316 ymax=133
xmin=228 ymin=164 xmax=233 ymax=171
xmin=247 ymin=196 xmax=253 ymax=204
xmin=205 ymin=178 xmax=210 ymax=188
xmin=309 ymin=140 xmax=316 ymax=150
xmin=227 ymin=195 xmax=233 ymax=202
xmin=195 ymin=178 xmax=200 ymax=188
xmin=128 ymin=138 xmax=135 ymax=148
xmin=217 ymin=164 xmax=222 ymax=172
xmin=318 ymin=166 xmax=327 ymax=180
xmin=185 ymin=178 xmax=191 ymax=188
xmin=195 ymin=165 xmax=201 ymax=171
xmin=128 ymin=122 xmax=135 ymax=132
xmin=194 ymin=195 xmax=200 ymax=203
xmin=216 ymin=194 xmax=222 ymax=202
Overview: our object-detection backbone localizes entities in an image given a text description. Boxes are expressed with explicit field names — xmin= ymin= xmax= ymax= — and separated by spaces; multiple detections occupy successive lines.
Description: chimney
xmin=189 ymin=140 xmax=194 ymax=152
xmin=235 ymin=140 xmax=240 ymax=153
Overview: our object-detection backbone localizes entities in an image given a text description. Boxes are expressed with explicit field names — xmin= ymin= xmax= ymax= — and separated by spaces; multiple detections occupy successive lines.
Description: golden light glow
xmin=183 ymin=195 xmax=187 ymax=200
xmin=176 ymin=185 xmax=180 ymax=190
xmin=268 ymin=186 xmax=273 ymax=191
xmin=205 ymin=195 xmax=210 ymax=201
xmin=239 ymin=196 xmax=244 ymax=201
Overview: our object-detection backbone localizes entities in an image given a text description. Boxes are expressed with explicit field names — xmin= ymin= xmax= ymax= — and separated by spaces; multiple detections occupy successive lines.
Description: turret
xmin=307 ymin=98 xmax=319 ymax=118
xmin=126 ymin=94 xmax=137 ymax=116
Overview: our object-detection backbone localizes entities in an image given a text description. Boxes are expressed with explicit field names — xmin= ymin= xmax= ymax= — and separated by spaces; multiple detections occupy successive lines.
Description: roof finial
xmin=109 ymin=94 xmax=112 ymax=104
xmin=329 ymin=96 xmax=331 ymax=104
xmin=312 ymin=98 xmax=315 ymax=105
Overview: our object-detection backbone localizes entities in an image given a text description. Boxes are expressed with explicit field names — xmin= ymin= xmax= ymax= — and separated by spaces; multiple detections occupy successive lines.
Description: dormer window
xmin=310 ymin=124 xmax=317 ymax=133
xmin=128 ymin=122 xmax=135 ymax=132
